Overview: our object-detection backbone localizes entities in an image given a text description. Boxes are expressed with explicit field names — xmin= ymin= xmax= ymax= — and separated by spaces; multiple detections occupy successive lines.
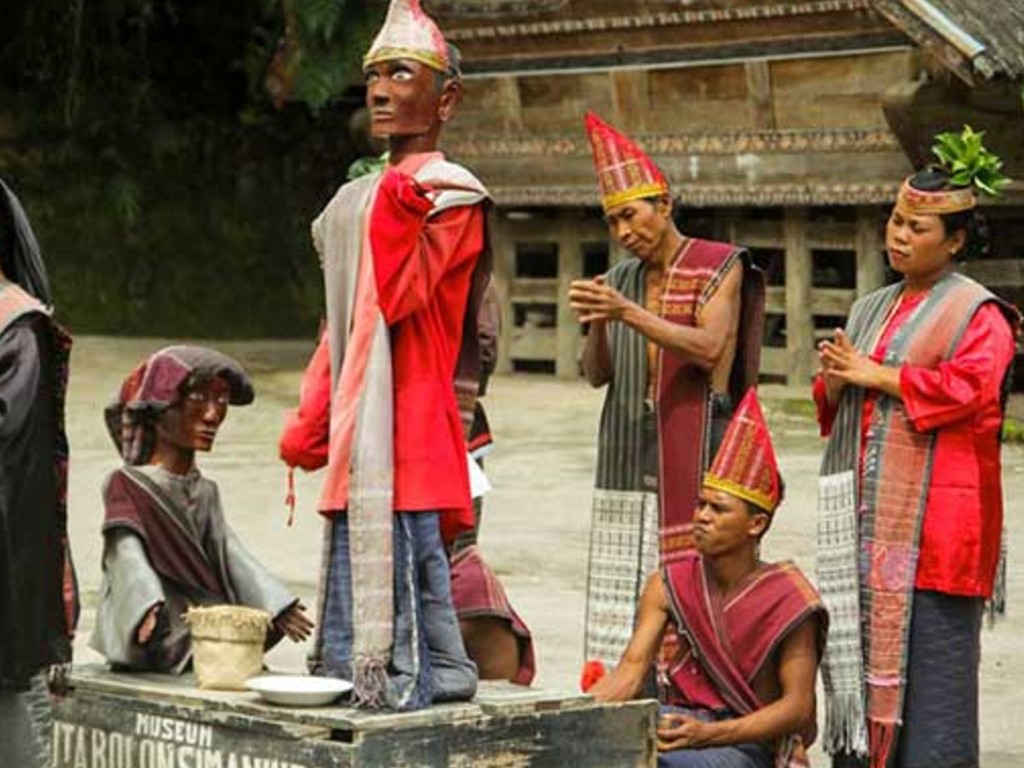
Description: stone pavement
xmin=65 ymin=337 xmax=1024 ymax=766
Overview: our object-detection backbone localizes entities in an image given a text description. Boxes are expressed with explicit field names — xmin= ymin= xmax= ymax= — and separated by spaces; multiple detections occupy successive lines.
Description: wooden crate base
xmin=53 ymin=665 xmax=656 ymax=768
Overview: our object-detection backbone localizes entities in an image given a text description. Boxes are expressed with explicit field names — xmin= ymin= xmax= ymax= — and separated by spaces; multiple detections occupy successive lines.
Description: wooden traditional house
xmin=423 ymin=0 xmax=1024 ymax=383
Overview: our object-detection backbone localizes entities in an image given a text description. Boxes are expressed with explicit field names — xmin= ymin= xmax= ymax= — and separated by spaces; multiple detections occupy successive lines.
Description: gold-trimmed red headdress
xmin=584 ymin=111 xmax=669 ymax=214
xmin=364 ymin=0 xmax=451 ymax=75
xmin=703 ymin=388 xmax=782 ymax=514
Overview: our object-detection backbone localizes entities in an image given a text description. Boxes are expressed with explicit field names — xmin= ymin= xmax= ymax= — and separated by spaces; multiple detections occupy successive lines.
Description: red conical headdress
xmin=703 ymin=389 xmax=782 ymax=514
xmin=584 ymin=111 xmax=669 ymax=213
xmin=364 ymin=0 xmax=451 ymax=75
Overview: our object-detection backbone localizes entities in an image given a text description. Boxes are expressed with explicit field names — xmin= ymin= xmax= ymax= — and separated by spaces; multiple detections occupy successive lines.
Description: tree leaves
xmin=932 ymin=125 xmax=1011 ymax=197
xmin=298 ymin=0 xmax=348 ymax=42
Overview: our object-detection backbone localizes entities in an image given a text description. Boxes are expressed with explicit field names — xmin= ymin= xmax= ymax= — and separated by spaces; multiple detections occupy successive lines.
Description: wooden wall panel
xmin=771 ymin=51 xmax=918 ymax=130
xmin=648 ymin=65 xmax=758 ymax=132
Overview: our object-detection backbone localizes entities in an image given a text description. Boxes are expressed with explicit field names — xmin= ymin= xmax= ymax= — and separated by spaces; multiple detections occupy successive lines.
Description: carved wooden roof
xmin=427 ymin=0 xmax=907 ymax=73
xmin=872 ymin=0 xmax=1024 ymax=80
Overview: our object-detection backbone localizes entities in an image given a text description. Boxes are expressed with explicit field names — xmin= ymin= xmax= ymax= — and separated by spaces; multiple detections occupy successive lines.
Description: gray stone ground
xmin=67 ymin=336 xmax=1024 ymax=766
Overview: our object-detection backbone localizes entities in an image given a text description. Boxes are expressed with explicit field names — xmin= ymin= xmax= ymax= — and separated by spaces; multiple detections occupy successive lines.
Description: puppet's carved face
xmin=364 ymin=58 xmax=459 ymax=138
xmin=157 ymin=375 xmax=230 ymax=454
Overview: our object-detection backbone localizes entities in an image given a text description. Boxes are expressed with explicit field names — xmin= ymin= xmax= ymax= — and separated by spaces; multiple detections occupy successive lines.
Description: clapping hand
xmin=568 ymin=275 xmax=630 ymax=324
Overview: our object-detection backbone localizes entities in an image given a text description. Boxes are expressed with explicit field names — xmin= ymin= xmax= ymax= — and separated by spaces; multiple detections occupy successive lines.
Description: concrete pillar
xmin=556 ymin=216 xmax=584 ymax=379
xmin=856 ymin=205 xmax=886 ymax=297
xmin=490 ymin=214 xmax=515 ymax=375
xmin=784 ymin=207 xmax=815 ymax=386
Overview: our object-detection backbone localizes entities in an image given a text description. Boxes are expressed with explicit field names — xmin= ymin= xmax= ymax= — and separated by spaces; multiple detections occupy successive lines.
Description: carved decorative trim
xmin=446 ymin=129 xmax=901 ymax=158
xmin=442 ymin=1 xmax=874 ymax=41
xmin=489 ymin=182 xmax=901 ymax=207
xmin=428 ymin=0 xmax=569 ymax=17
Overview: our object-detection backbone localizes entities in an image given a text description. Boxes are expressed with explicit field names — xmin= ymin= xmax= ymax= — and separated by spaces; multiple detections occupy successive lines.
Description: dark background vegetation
xmin=0 ymin=0 xmax=383 ymax=337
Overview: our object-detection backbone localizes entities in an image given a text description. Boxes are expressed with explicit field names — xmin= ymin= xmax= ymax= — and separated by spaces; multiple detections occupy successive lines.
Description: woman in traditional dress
xmin=814 ymin=127 xmax=1019 ymax=768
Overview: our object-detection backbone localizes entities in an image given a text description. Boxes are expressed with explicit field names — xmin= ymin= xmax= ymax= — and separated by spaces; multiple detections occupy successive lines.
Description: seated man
xmin=91 ymin=346 xmax=312 ymax=673
xmin=589 ymin=389 xmax=827 ymax=768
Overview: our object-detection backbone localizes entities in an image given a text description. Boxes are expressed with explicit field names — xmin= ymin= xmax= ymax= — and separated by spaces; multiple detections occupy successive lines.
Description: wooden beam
xmin=510 ymin=278 xmax=559 ymax=303
xmin=855 ymin=205 xmax=886 ymax=296
xmin=784 ymin=207 xmax=816 ymax=386
xmin=766 ymin=286 xmax=855 ymax=316
xmin=962 ymin=259 xmax=1024 ymax=289
xmin=495 ymin=75 xmax=524 ymax=134
xmin=491 ymin=216 xmax=515 ymax=375
xmin=745 ymin=60 xmax=775 ymax=131
xmin=611 ymin=69 xmax=651 ymax=133
xmin=510 ymin=327 xmax=558 ymax=361
xmin=759 ymin=346 xmax=788 ymax=378
xmin=557 ymin=218 xmax=584 ymax=378
xmin=807 ymin=223 xmax=857 ymax=251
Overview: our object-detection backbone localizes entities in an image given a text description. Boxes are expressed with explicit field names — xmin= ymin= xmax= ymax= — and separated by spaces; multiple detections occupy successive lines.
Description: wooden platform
xmin=53 ymin=665 xmax=656 ymax=767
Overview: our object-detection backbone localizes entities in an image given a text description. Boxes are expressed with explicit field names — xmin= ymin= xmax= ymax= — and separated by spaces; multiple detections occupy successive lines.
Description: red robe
xmin=280 ymin=153 xmax=484 ymax=540
xmin=813 ymin=298 xmax=1015 ymax=596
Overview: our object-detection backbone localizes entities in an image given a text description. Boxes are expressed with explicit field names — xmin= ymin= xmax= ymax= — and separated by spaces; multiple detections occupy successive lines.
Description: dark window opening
xmin=515 ymin=242 xmax=558 ymax=278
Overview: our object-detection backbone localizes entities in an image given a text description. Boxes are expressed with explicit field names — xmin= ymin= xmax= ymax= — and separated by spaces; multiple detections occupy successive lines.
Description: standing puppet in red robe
xmin=278 ymin=0 xmax=490 ymax=710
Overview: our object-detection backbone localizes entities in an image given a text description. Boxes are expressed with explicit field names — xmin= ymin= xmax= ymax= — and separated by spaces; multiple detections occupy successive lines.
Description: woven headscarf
xmin=0 ymin=177 xmax=52 ymax=305
xmin=104 ymin=346 xmax=254 ymax=465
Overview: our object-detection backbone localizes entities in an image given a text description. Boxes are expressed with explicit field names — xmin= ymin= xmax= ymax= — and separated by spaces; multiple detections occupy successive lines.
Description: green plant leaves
xmin=931 ymin=125 xmax=1011 ymax=197
xmin=347 ymin=152 xmax=388 ymax=180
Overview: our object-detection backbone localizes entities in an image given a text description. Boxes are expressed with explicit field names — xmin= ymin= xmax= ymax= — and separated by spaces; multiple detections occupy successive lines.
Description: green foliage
xmin=932 ymin=125 xmax=1011 ymax=197
xmin=0 ymin=0 xmax=387 ymax=335
xmin=1002 ymin=417 xmax=1024 ymax=444
xmin=347 ymin=152 xmax=389 ymax=181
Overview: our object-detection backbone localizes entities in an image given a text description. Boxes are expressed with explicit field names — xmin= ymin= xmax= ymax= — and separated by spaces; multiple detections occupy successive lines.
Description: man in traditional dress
xmin=279 ymin=0 xmax=489 ymax=710
xmin=0 ymin=178 xmax=78 ymax=768
xmin=589 ymin=389 xmax=827 ymax=768
xmin=569 ymin=112 xmax=765 ymax=668
xmin=91 ymin=346 xmax=312 ymax=673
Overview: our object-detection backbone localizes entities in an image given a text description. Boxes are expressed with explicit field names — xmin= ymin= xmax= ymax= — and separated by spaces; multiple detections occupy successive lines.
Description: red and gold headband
xmin=895 ymin=177 xmax=976 ymax=217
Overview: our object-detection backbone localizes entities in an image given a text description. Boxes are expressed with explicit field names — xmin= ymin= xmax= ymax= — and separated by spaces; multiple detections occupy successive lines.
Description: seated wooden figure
xmin=588 ymin=389 xmax=828 ymax=768
xmin=90 ymin=346 xmax=312 ymax=674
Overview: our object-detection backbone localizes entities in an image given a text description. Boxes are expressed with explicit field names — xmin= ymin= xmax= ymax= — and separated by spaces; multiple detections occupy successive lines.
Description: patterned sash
xmin=818 ymin=272 xmax=1012 ymax=766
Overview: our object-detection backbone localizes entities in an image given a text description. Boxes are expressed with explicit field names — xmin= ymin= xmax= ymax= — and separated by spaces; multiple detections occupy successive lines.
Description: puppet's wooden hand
xmin=275 ymin=601 xmax=314 ymax=643
xmin=137 ymin=603 xmax=163 ymax=645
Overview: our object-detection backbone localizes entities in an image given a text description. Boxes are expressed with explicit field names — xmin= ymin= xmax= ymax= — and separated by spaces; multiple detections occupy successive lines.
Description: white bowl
xmin=246 ymin=675 xmax=353 ymax=707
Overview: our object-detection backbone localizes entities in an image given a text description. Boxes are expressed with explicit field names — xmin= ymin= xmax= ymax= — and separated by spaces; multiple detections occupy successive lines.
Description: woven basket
xmin=185 ymin=605 xmax=270 ymax=690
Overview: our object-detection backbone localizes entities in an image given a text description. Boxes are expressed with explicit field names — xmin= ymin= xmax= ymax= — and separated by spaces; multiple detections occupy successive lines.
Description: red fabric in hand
xmin=279 ymin=329 xmax=331 ymax=471
xmin=580 ymin=659 xmax=606 ymax=692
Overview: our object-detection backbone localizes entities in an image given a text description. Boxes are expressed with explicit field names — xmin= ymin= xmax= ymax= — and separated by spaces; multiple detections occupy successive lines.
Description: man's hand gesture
xmin=569 ymin=275 xmax=632 ymax=324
